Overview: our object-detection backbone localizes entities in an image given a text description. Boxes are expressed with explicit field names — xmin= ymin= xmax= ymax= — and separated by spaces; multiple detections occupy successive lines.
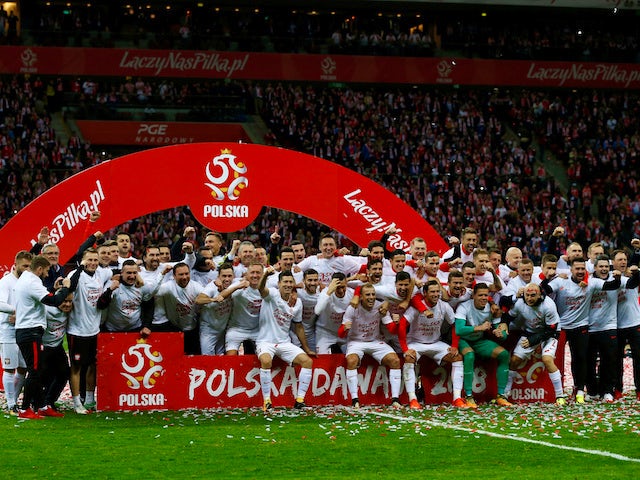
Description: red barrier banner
xmin=2 ymin=46 xmax=640 ymax=88
xmin=97 ymin=333 xmax=560 ymax=410
xmin=75 ymin=121 xmax=251 ymax=145
xmin=0 ymin=143 xmax=448 ymax=274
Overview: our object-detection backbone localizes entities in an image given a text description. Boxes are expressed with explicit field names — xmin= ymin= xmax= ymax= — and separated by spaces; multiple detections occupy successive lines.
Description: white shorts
xmin=199 ymin=324 xmax=226 ymax=355
xmin=1 ymin=343 xmax=26 ymax=369
xmin=225 ymin=327 xmax=258 ymax=353
xmin=256 ymin=341 xmax=305 ymax=365
xmin=315 ymin=331 xmax=346 ymax=354
xmin=407 ymin=340 xmax=452 ymax=365
xmin=512 ymin=336 xmax=558 ymax=361
xmin=346 ymin=340 xmax=396 ymax=365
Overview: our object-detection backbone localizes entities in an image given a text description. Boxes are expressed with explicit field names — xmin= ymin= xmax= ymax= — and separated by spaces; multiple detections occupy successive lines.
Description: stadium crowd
xmin=12 ymin=2 xmax=640 ymax=62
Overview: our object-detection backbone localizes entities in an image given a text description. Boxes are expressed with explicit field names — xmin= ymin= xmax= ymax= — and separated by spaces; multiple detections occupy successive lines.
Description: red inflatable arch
xmin=0 ymin=143 xmax=446 ymax=270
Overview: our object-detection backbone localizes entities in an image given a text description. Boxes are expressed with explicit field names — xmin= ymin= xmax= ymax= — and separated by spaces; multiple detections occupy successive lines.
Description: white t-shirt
xmin=343 ymin=300 xmax=392 ymax=342
xmin=0 ymin=272 xmax=18 ymax=342
xmin=43 ymin=305 xmax=68 ymax=348
xmin=67 ymin=269 xmax=110 ymax=337
xmin=155 ymin=280 xmax=203 ymax=331
xmin=508 ymin=297 xmax=560 ymax=334
xmin=405 ymin=300 xmax=455 ymax=345
xmin=14 ymin=271 xmax=51 ymax=330
xmin=314 ymin=286 xmax=354 ymax=336
xmin=200 ymin=283 xmax=234 ymax=332
xmin=298 ymin=255 xmax=360 ymax=285
xmin=257 ymin=287 xmax=302 ymax=344
xmin=547 ymin=276 xmax=609 ymax=329
xmin=228 ymin=286 xmax=263 ymax=333
xmin=104 ymin=272 xmax=164 ymax=332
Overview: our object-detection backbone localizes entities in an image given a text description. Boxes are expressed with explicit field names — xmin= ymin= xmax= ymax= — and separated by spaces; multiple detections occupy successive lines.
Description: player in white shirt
xmin=14 ymin=255 xmax=74 ymax=419
xmin=0 ymin=250 xmax=32 ymax=415
xmin=116 ymin=232 xmax=139 ymax=268
xmin=190 ymin=248 xmax=219 ymax=287
xmin=256 ymin=267 xmax=315 ymax=411
xmin=266 ymin=247 xmax=303 ymax=289
xmin=542 ymin=256 xmax=621 ymax=404
xmin=611 ymin=250 xmax=640 ymax=399
xmin=290 ymin=269 xmax=320 ymax=351
xmin=231 ymin=240 xmax=256 ymax=278
xmin=441 ymin=227 xmax=478 ymax=272
xmin=382 ymin=249 xmax=411 ymax=280
xmin=444 ymin=271 xmax=472 ymax=312
xmin=370 ymin=271 xmax=422 ymax=353
xmin=142 ymin=244 xmax=196 ymax=331
xmin=347 ymin=258 xmax=394 ymax=290
xmin=498 ymin=258 xmax=535 ymax=309
xmin=473 ymin=249 xmax=502 ymax=293
xmin=398 ymin=280 xmax=467 ymax=409
xmin=297 ymin=234 xmax=361 ymax=285
xmin=224 ymin=262 xmax=264 ymax=355
xmin=314 ymin=272 xmax=354 ymax=354
xmin=587 ymin=255 xmax=635 ymax=402
xmin=498 ymin=247 xmax=523 ymax=286
xmin=41 ymin=293 xmax=74 ymax=416
xmin=339 ymin=283 xmax=402 ymax=408
xmin=102 ymin=260 xmax=167 ymax=334
xmin=585 ymin=242 xmax=605 ymax=274
xmin=195 ymin=263 xmax=237 ymax=355
xmin=66 ymin=248 xmax=113 ymax=414
xmin=505 ymin=283 xmax=565 ymax=404
xmin=154 ymin=262 xmax=204 ymax=355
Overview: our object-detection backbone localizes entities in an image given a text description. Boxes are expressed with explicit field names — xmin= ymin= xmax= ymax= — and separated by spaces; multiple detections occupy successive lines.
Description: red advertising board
xmin=97 ymin=333 xmax=561 ymax=411
xmin=1 ymin=46 xmax=640 ymax=88
xmin=75 ymin=121 xmax=251 ymax=146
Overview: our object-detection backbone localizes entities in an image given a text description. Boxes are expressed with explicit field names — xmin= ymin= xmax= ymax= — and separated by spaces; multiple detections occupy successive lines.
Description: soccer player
xmin=101 ymin=260 xmax=168 ymax=335
xmin=14 ymin=255 xmax=75 ymax=419
xmin=67 ymin=248 xmax=113 ymax=414
xmin=399 ymin=281 xmax=467 ymax=409
xmin=0 ymin=250 xmax=32 ymax=415
xmin=291 ymin=268 xmax=320 ymax=351
xmin=224 ymin=262 xmax=264 ymax=355
xmin=195 ymin=263 xmax=237 ymax=355
xmin=339 ymin=283 xmax=402 ymax=408
xmin=441 ymin=227 xmax=478 ymax=268
xmin=256 ymin=267 xmax=315 ymax=411
xmin=504 ymin=283 xmax=566 ymax=405
xmin=499 ymin=247 xmax=523 ymax=286
xmin=611 ymin=249 xmax=640 ymax=400
xmin=116 ymin=231 xmax=138 ymax=267
xmin=455 ymin=283 xmax=512 ymax=407
xmin=190 ymin=247 xmax=218 ymax=287
xmin=499 ymin=258 xmax=535 ymax=309
xmin=297 ymin=233 xmax=361 ymax=285
xmin=40 ymin=293 xmax=75 ymax=416
xmin=314 ymin=272 xmax=354 ymax=354
xmin=154 ymin=262 xmax=204 ymax=355
xmin=587 ymin=255 xmax=635 ymax=402
xmin=541 ymin=256 xmax=621 ymax=403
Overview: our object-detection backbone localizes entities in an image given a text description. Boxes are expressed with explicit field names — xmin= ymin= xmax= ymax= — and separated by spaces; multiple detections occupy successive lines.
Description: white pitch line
xmin=368 ymin=410 xmax=640 ymax=464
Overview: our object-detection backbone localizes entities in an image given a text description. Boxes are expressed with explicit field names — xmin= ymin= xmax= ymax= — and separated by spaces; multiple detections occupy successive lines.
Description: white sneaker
xmin=603 ymin=393 xmax=614 ymax=403
xmin=585 ymin=394 xmax=600 ymax=402
xmin=74 ymin=404 xmax=89 ymax=415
